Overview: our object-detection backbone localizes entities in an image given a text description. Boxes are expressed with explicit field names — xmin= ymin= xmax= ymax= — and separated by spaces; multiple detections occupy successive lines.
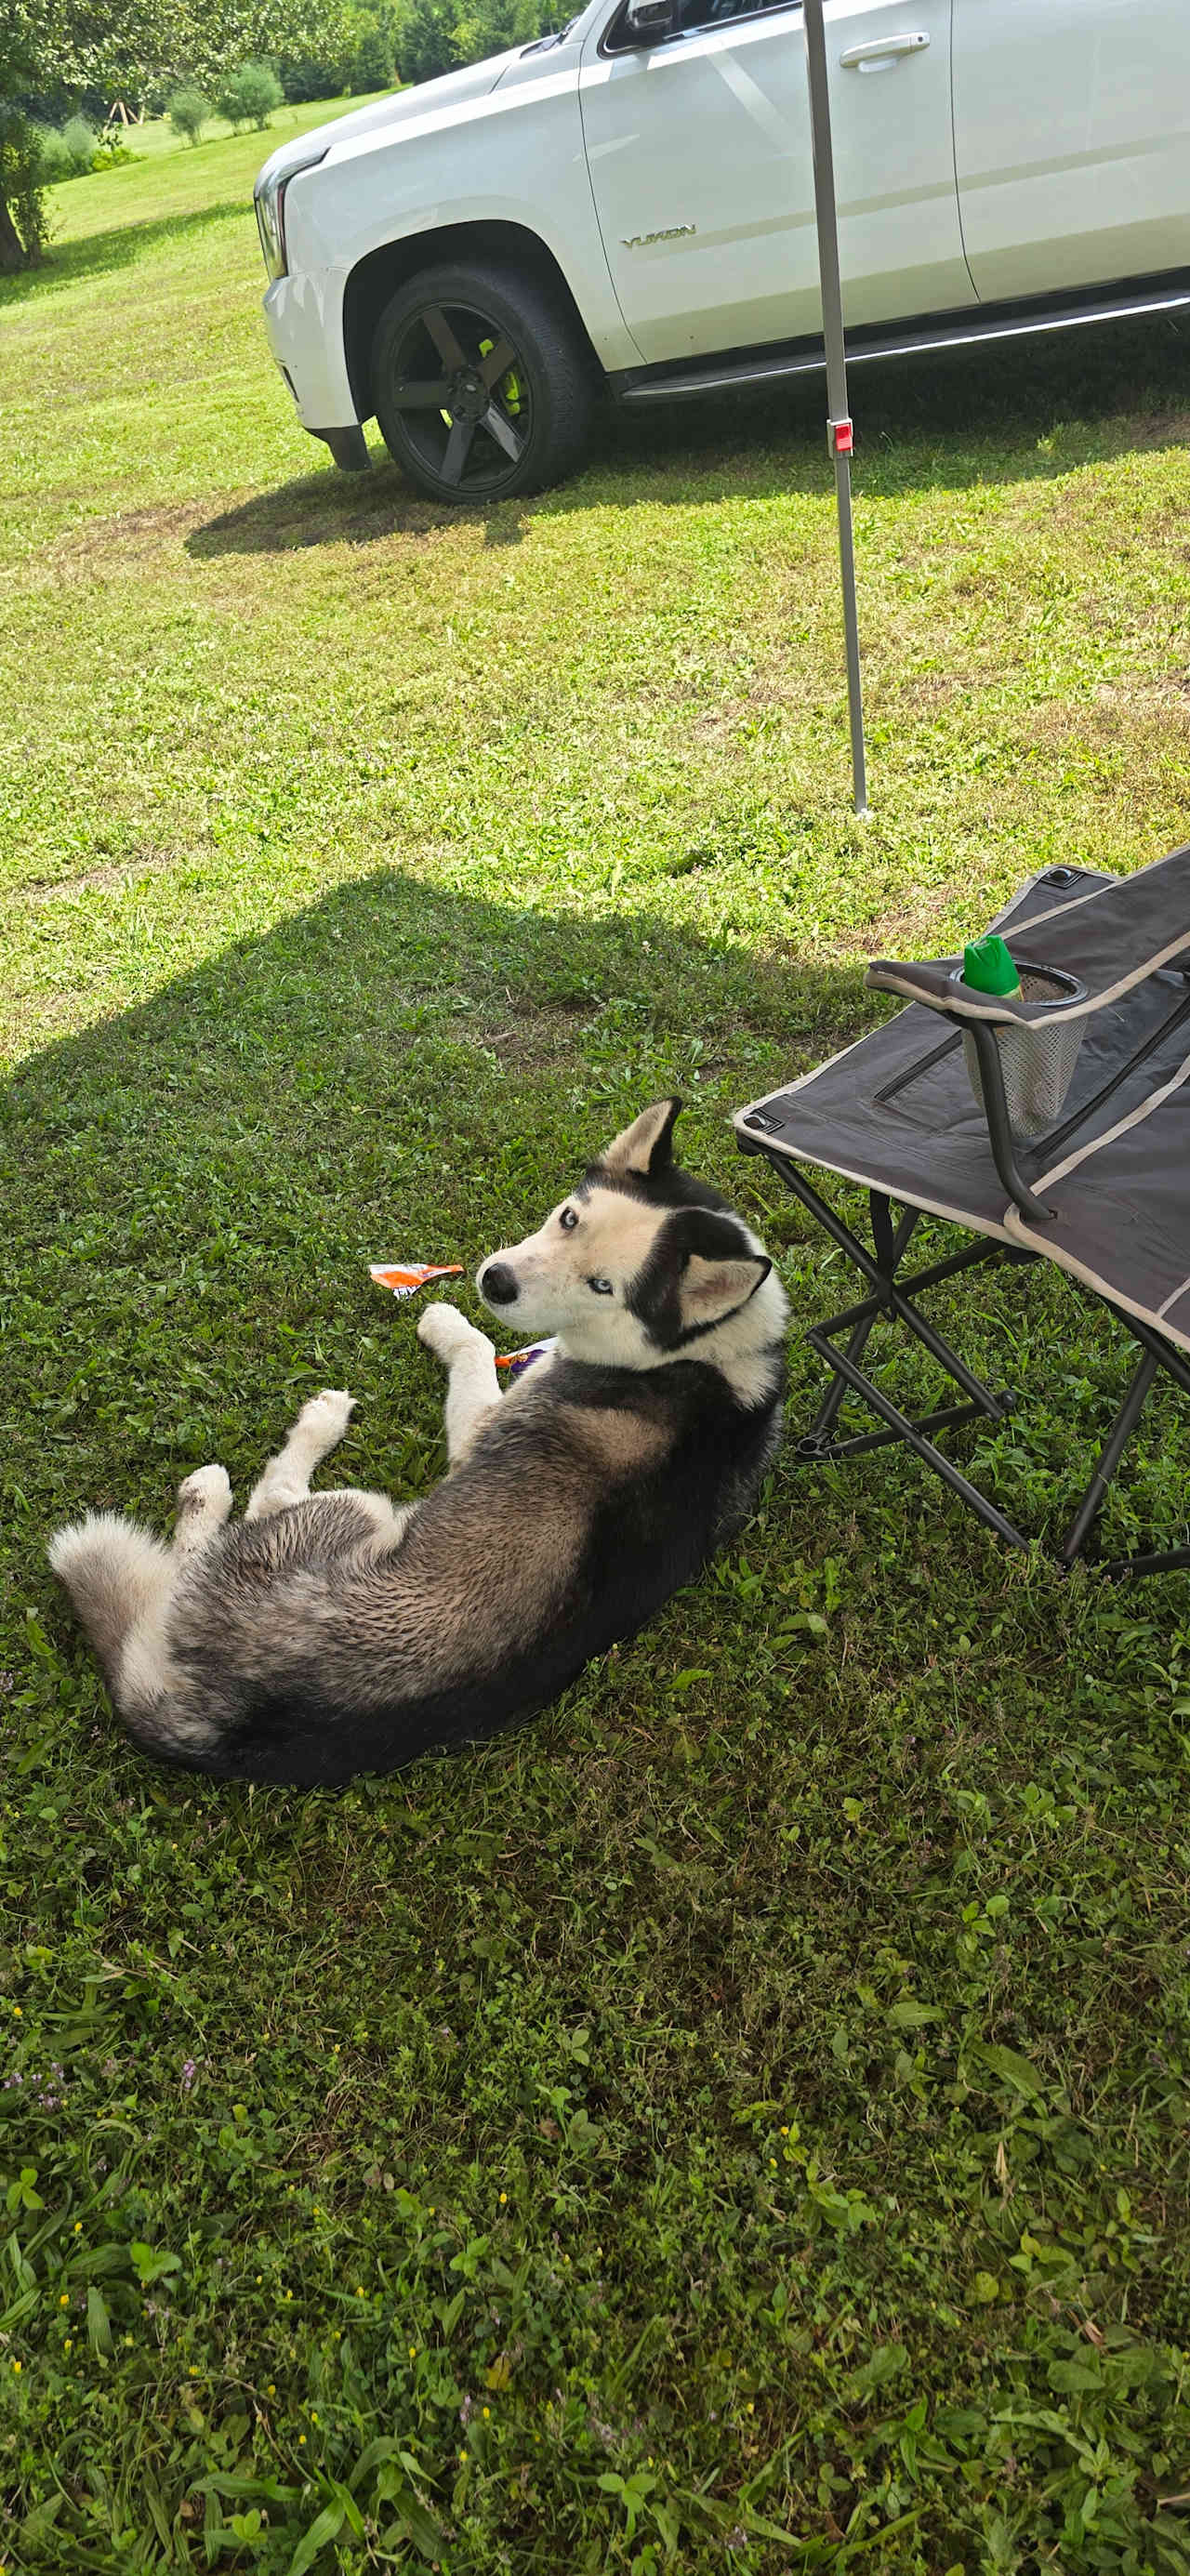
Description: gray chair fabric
xmin=735 ymin=849 xmax=1190 ymax=1357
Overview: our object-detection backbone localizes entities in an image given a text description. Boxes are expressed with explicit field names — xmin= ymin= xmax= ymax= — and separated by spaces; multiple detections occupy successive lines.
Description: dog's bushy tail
xmin=48 ymin=1513 xmax=171 ymax=1698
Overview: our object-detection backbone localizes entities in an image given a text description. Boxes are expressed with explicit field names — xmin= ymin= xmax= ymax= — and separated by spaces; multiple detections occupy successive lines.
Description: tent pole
xmin=802 ymin=0 xmax=868 ymax=815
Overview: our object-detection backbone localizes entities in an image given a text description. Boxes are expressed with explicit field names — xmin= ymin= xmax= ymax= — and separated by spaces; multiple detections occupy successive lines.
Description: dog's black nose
xmin=481 ymin=1262 xmax=518 ymax=1306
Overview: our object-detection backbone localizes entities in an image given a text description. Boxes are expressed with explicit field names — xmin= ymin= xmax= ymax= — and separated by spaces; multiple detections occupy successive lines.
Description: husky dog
xmin=49 ymin=1102 xmax=787 ymax=1787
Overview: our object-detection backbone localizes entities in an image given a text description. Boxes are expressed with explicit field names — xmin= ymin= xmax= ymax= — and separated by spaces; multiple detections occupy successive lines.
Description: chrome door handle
xmin=840 ymin=30 xmax=930 ymax=67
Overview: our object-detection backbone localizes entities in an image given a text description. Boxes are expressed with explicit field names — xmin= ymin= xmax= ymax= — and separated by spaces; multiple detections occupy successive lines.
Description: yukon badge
xmin=621 ymin=223 xmax=696 ymax=248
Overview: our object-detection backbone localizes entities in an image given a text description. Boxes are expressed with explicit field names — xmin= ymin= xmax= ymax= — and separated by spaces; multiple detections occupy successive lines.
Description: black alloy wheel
xmin=373 ymin=260 xmax=595 ymax=504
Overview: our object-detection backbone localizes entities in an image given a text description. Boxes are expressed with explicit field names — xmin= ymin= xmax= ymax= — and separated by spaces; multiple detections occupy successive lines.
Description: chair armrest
xmin=865 ymin=956 xmax=1085 ymax=1024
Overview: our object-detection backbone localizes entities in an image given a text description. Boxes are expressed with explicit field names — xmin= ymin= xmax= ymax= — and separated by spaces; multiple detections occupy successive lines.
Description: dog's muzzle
xmin=480 ymin=1261 xmax=519 ymax=1307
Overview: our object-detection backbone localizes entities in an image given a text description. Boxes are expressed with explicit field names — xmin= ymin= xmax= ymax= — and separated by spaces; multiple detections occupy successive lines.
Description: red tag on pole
xmin=829 ymin=416 xmax=853 ymax=456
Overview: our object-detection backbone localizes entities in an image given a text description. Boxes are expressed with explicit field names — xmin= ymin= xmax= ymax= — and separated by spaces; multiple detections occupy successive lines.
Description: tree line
xmin=1 ymin=0 xmax=562 ymax=271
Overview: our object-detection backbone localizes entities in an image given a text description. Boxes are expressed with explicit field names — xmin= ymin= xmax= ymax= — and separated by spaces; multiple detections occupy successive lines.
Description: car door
xmin=578 ymin=0 xmax=972 ymax=366
xmin=952 ymin=0 xmax=1190 ymax=306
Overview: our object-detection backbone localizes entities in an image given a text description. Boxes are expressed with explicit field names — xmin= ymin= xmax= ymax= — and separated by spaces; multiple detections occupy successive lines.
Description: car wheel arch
xmin=342 ymin=220 xmax=602 ymax=422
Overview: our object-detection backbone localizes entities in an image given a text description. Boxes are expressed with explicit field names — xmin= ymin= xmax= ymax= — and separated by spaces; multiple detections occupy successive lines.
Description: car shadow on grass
xmin=185 ymin=313 xmax=1190 ymax=559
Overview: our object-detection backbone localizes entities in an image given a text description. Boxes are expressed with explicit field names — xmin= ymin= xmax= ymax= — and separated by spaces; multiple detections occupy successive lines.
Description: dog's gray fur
xmin=49 ymin=1103 xmax=787 ymax=1785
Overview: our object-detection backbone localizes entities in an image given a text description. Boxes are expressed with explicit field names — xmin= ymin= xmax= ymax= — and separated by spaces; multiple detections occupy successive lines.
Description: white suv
xmin=255 ymin=0 xmax=1190 ymax=504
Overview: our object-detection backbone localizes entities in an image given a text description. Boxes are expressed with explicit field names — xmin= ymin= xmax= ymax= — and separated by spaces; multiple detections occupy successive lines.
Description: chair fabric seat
xmin=735 ymin=859 xmax=1190 ymax=1354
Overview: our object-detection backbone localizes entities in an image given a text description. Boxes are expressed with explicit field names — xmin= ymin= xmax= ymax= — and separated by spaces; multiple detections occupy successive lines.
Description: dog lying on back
xmin=49 ymin=1101 xmax=787 ymax=1787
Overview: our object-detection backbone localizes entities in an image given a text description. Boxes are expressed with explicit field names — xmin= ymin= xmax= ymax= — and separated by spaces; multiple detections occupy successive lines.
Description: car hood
xmin=257 ymin=57 xmax=522 ymax=193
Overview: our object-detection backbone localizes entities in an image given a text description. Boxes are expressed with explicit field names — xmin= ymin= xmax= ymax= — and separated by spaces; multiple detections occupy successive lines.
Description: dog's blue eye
xmin=560 ymin=1208 xmax=578 ymax=1232
xmin=588 ymin=1275 xmax=614 ymax=1296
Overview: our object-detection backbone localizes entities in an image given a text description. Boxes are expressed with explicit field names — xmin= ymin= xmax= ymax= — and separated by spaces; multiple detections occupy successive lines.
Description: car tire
xmin=371 ymin=258 xmax=597 ymax=505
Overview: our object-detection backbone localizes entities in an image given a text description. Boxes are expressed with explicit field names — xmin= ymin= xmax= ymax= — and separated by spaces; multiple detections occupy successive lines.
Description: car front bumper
xmin=263 ymin=272 xmax=369 ymax=467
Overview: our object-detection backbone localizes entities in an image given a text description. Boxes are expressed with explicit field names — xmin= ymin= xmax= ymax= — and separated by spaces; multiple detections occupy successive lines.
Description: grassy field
xmin=3 ymin=107 xmax=1190 ymax=2576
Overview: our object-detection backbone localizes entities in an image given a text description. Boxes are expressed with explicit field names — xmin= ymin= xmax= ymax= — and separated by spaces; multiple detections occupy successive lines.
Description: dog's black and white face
xmin=477 ymin=1100 xmax=786 ymax=1382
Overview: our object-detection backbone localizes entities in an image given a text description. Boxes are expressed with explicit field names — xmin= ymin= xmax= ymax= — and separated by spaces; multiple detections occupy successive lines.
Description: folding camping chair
xmin=734 ymin=844 xmax=1190 ymax=1578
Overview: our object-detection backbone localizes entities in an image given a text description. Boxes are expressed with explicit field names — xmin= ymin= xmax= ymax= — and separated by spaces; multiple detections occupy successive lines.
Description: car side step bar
xmin=614 ymin=274 xmax=1190 ymax=405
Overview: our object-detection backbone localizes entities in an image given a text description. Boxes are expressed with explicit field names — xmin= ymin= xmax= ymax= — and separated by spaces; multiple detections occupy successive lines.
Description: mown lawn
xmin=3 ymin=108 xmax=1190 ymax=2576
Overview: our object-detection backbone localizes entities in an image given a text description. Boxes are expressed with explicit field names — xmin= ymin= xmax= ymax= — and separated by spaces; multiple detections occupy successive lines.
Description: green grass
xmin=3 ymin=115 xmax=1190 ymax=2576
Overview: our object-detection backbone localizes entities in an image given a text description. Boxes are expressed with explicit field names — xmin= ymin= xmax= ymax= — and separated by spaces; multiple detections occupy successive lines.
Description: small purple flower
xmin=180 ymin=2059 xmax=196 ymax=2094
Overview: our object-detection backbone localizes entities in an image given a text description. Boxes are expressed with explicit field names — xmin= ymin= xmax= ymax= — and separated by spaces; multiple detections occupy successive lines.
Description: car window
xmin=676 ymin=0 xmax=790 ymax=24
xmin=605 ymin=0 xmax=794 ymax=47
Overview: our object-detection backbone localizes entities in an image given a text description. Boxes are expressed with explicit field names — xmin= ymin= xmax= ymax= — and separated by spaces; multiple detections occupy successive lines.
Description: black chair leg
xmin=804 ymin=1196 xmax=918 ymax=1449
xmin=1059 ymin=1350 xmax=1162 ymax=1565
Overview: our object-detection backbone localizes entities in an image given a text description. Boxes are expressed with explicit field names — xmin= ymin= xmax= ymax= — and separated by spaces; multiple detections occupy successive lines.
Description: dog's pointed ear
xmin=599 ymin=1098 xmax=683 ymax=1181
xmin=678 ymin=1248 xmax=771 ymax=1332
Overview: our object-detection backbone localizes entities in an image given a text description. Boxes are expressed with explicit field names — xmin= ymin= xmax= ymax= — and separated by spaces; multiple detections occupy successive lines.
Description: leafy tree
xmin=348 ymin=14 xmax=392 ymax=91
xmin=0 ymin=101 xmax=50 ymax=264
xmin=388 ymin=0 xmax=551 ymax=84
xmin=1 ymin=0 xmax=353 ymax=267
xmin=389 ymin=0 xmax=453 ymax=84
xmin=450 ymin=0 xmax=551 ymax=67
xmin=216 ymin=58 xmax=283 ymax=126
xmin=278 ymin=52 xmax=341 ymax=99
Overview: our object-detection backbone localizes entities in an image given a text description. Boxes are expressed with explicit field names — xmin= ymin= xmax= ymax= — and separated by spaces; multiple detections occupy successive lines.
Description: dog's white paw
xmin=299 ymin=1389 xmax=355 ymax=1445
xmin=176 ymin=1464 xmax=232 ymax=1517
xmin=417 ymin=1302 xmax=486 ymax=1362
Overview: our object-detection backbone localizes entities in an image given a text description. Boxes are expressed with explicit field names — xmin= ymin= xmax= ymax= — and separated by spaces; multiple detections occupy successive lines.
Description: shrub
xmin=93 ymin=130 xmax=136 ymax=168
xmin=61 ymin=114 xmax=99 ymax=175
xmin=216 ymin=61 xmax=284 ymax=131
xmin=31 ymin=124 xmax=74 ymax=186
xmin=167 ymin=86 xmax=211 ymax=146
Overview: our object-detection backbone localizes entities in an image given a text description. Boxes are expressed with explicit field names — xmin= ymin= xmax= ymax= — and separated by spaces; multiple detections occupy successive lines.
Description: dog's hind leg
xmin=173 ymin=1465 xmax=233 ymax=1558
xmin=245 ymin=1390 xmax=355 ymax=1522
xmin=417 ymin=1304 xmax=501 ymax=1465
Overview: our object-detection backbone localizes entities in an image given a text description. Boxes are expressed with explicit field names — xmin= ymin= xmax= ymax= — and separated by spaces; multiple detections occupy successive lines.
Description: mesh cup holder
xmin=953 ymin=960 xmax=1088 ymax=1141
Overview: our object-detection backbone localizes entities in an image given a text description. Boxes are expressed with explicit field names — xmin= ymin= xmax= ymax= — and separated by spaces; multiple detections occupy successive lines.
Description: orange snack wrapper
xmin=369 ymin=1262 xmax=464 ymax=1300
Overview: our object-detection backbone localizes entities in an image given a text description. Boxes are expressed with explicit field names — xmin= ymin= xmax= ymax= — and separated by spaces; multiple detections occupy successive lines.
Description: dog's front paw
xmin=177 ymin=1463 xmax=232 ymax=1518
xmin=417 ymin=1303 xmax=488 ymax=1363
xmin=299 ymin=1389 xmax=356 ymax=1445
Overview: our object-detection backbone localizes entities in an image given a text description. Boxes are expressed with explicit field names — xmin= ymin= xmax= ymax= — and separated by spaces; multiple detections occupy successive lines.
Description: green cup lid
xmin=963 ymin=934 xmax=1021 ymax=997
